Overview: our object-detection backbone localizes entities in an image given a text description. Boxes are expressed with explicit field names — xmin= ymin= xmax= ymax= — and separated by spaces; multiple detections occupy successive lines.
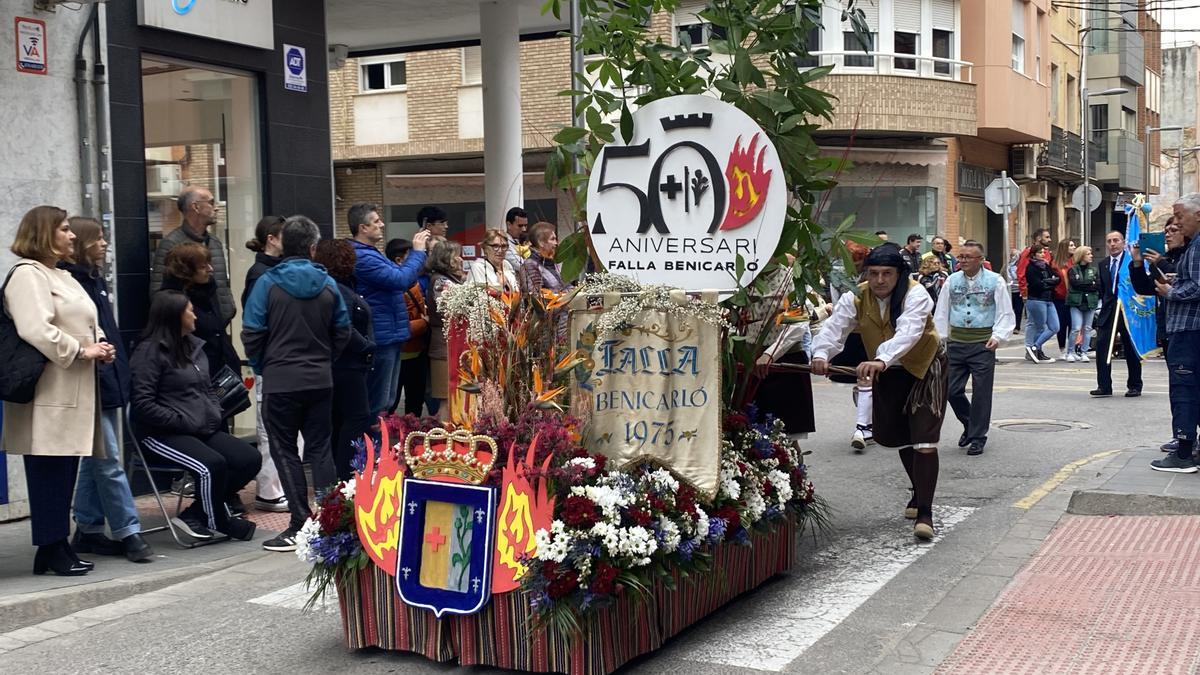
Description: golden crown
xmin=403 ymin=428 xmax=497 ymax=485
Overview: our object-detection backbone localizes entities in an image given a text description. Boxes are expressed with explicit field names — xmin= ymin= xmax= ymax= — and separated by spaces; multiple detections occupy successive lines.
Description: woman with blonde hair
xmin=468 ymin=228 xmax=519 ymax=293
xmin=5 ymin=205 xmax=115 ymax=576
xmin=1066 ymin=244 xmax=1099 ymax=363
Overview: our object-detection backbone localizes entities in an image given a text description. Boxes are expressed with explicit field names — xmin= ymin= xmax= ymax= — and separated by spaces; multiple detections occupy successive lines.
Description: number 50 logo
xmin=585 ymin=95 xmax=786 ymax=291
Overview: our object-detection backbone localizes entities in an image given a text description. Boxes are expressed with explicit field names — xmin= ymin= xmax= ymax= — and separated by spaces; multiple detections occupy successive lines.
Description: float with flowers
xmin=297 ymin=92 xmax=835 ymax=674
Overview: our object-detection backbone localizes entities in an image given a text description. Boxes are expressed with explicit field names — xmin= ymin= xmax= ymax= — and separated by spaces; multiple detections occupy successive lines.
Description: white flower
xmin=339 ymin=478 xmax=356 ymax=501
xmin=534 ymin=520 xmax=573 ymax=563
xmin=691 ymin=508 xmax=710 ymax=546
xmin=646 ymin=468 xmax=679 ymax=494
xmin=768 ymin=469 xmax=793 ymax=504
xmin=570 ymin=483 xmax=631 ymax=521
xmin=657 ymin=516 xmax=681 ymax=554
xmin=744 ymin=487 xmax=767 ymax=523
xmin=719 ymin=463 xmax=742 ymax=500
xmin=295 ymin=517 xmax=322 ymax=564
xmin=566 ymin=457 xmax=596 ymax=471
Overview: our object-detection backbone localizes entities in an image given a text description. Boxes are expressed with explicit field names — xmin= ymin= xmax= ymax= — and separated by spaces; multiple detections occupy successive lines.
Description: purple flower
xmin=707 ymin=516 xmax=728 ymax=544
xmin=677 ymin=538 xmax=697 ymax=561
xmin=350 ymin=439 xmax=367 ymax=474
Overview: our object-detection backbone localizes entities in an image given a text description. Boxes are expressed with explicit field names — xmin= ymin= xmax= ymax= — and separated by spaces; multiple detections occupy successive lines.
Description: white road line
xmin=667 ymin=505 xmax=977 ymax=671
xmin=248 ymin=581 xmax=339 ymax=614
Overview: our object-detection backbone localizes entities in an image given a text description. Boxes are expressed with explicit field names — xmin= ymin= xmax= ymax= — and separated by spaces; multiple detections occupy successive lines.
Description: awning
xmin=325 ymin=0 xmax=569 ymax=54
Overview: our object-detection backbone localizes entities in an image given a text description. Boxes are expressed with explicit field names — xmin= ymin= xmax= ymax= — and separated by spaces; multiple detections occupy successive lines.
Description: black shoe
xmin=1035 ymin=348 xmax=1055 ymax=363
xmin=1150 ymin=454 xmax=1199 ymax=473
xmin=1024 ymin=346 xmax=1038 ymax=362
xmin=226 ymin=496 xmax=246 ymax=517
xmin=1090 ymin=389 xmax=1113 ymax=397
xmin=62 ymin=538 xmax=94 ymax=570
xmin=1125 ymin=389 xmax=1142 ymax=398
xmin=72 ymin=530 xmax=122 ymax=556
xmin=122 ymin=533 xmax=154 ymax=562
xmin=33 ymin=541 xmax=90 ymax=576
xmin=222 ymin=517 xmax=257 ymax=542
xmin=263 ymin=529 xmax=298 ymax=552
xmin=967 ymin=441 xmax=985 ymax=456
xmin=1162 ymin=439 xmax=1180 ymax=453
xmin=171 ymin=516 xmax=215 ymax=540
xmin=958 ymin=432 xmax=970 ymax=448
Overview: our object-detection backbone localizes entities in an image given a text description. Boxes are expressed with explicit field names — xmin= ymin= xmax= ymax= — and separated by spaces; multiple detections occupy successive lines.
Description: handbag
xmin=0 ymin=262 xmax=49 ymax=403
xmin=211 ymin=364 xmax=251 ymax=419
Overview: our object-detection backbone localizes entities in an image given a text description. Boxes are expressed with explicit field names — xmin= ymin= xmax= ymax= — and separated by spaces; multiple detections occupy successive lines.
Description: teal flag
xmin=1116 ymin=203 xmax=1159 ymax=358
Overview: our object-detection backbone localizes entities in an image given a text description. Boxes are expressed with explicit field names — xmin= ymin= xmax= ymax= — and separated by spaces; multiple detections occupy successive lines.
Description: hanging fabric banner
xmin=1117 ymin=197 xmax=1159 ymax=358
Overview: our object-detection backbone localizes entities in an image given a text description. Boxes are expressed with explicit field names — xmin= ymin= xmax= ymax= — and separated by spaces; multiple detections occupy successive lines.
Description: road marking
xmin=669 ymin=505 xmax=976 ymax=671
xmin=249 ymin=581 xmax=339 ymax=614
xmin=1012 ymin=450 xmax=1121 ymax=509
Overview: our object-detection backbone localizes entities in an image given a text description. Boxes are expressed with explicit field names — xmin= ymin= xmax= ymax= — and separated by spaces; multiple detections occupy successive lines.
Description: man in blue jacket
xmin=347 ymin=203 xmax=431 ymax=415
xmin=243 ymin=216 xmax=351 ymax=551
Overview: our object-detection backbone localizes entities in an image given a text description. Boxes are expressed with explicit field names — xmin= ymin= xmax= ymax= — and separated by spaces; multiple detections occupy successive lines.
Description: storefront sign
xmin=15 ymin=17 xmax=47 ymax=75
xmin=956 ymin=162 xmax=997 ymax=198
xmin=569 ymin=293 xmax=723 ymax=499
xmin=283 ymin=44 xmax=307 ymax=92
xmin=137 ymin=0 xmax=274 ymax=50
xmin=585 ymin=95 xmax=786 ymax=290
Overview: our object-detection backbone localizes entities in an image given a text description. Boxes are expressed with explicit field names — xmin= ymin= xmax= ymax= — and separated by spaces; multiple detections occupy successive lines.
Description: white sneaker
xmin=851 ymin=425 xmax=873 ymax=451
xmin=1077 ymin=351 xmax=1089 ymax=363
xmin=1065 ymin=352 xmax=1078 ymax=362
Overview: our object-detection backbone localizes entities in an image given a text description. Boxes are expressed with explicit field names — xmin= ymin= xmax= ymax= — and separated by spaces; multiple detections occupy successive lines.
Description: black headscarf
xmin=863 ymin=242 xmax=911 ymax=330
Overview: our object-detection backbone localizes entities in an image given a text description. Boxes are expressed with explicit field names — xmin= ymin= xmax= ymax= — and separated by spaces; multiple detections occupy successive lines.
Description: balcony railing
xmin=1038 ymin=125 xmax=1086 ymax=176
xmin=807 ymin=51 xmax=974 ymax=83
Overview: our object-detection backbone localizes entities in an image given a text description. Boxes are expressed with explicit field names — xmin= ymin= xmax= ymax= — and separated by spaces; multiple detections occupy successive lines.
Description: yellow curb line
xmin=1013 ymin=449 xmax=1122 ymax=510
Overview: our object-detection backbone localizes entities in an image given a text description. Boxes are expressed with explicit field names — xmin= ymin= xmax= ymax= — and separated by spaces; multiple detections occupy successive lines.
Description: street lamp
xmin=1145 ymin=125 xmax=1184 ymax=202
xmin=1080 ymin=87 xmax=1129 ymax=245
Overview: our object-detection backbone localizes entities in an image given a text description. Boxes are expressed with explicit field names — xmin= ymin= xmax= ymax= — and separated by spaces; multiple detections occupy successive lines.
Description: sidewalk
xmin=887 ymin=445 xmax=1200 ymax=674
xmin=0 ymin=484 xmax=288 ymax=633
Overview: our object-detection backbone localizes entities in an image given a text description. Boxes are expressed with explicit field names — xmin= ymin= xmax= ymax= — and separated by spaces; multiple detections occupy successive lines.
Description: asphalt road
xmin=0 ymin=344 xmax=1172 ymax=674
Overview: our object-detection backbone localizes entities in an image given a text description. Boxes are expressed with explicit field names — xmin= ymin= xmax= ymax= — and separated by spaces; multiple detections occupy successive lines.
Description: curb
xmin=0 ymin=549 xmax=271 ymax=634
xmin=1067 ymin=490 xmax=1200 ymax=516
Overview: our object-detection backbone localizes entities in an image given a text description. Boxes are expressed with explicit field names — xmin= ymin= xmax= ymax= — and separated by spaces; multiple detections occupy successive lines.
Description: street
xmin=0 ymin=344 xmax=1173 ymax=674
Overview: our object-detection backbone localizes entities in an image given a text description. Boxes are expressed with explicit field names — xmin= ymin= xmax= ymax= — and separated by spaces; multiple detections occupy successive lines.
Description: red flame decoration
xmin=492 ymin=435 xmax=556 ymax=593
xmin=720 ymin=133 xmax=773 ymax=231
xmin=354 ymin=422 xmax=405 ymax=574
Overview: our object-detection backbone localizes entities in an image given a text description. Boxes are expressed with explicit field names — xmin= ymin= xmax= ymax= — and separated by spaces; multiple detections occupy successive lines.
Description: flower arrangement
xmin=573 ymin=273 xmax=730 ymax=338
xmin=296 ymin=478 xmax=369 ymax=609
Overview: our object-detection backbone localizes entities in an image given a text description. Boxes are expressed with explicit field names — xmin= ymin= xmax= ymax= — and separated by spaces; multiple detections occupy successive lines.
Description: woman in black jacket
xmin=63 ymin=218 xmax=153 ymax=563
xmin=160 ymin=242 xmax=241 ymax=380
xmin=313 ymin=239 xmax=375 ymax=480
xmin=1024 ymin=242 xmax=1061 ymax=363
xmin=242 ymin=215 xmax=285 ymax=309
xmin=130 ymin=291 xmax=260 ymax=542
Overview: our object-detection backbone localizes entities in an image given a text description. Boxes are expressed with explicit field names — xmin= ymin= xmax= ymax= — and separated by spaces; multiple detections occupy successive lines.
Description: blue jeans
xmin=1069 ymin=307 xmax=1096 ymax=354
xmin=1168 ymin=330 xmax=1200 ymax=455
xmin=74 ymin=408 xmax=141 ymax=540
xmin=367 ymin=342 xmax=403 ymax=416
xmin=1025 ymin=299 xmax=1059 ymax=351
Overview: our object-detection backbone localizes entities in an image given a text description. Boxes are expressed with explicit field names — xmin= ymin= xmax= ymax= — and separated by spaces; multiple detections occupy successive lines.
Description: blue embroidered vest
xmin=946 ymin=269 xmax=1001 ymax=342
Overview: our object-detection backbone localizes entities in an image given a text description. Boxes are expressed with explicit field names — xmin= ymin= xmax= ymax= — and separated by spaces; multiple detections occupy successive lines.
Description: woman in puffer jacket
xmin=130 ymin=291 xmax=260 ymax=543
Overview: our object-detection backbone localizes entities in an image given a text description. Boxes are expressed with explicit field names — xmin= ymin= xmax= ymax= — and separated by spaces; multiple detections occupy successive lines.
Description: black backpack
xmin=0 ymin=262 xmax=49 ymax=403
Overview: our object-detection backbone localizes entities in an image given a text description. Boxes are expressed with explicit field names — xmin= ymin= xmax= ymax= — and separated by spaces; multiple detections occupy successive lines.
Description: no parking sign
xmin=283 ymin=43 xmax=306 ymax=92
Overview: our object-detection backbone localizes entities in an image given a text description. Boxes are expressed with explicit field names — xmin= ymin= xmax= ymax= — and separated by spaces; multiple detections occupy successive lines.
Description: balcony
xmin=809 ymin=52 xmax=976 ymax=139
xmin=1093 ymin=129 xmax=1145 ymax=192
xmin=1037 ymin=125 xmax=1096 ymax=180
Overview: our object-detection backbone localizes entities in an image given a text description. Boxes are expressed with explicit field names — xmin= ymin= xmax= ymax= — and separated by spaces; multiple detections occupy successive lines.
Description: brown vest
xmin=854 ymin=280 xmax=941 ymax=378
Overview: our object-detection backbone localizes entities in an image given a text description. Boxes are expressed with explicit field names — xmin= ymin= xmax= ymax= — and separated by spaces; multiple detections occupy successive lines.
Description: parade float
xmin=297 ymin=1 xmax=871 ymax=672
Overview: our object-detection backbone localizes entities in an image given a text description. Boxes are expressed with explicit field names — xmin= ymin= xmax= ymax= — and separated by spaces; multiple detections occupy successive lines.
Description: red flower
xmin=318 ymin=501 xmax=344 ymax=533
xmin=561 ymin=495 xmax=600 ymax=528
xmin=626 ymin=508 xmax=653 ymax=527
xmin=716 ymin=505 xmax=740 ymax=527
xmin=592 ymin=454 xmax=608 ymax=474
xmin=763 ymin=481 xmax=775 ymax=496
xmin=647 ymin=495 xmax=667 ymax=512
xmin=725 ymin=412 xmax=749 ymax=429
xmin=541 ymin=561 xmax=559 ymax=578
xmin=590 ymin=563 xmax=619 ymax=595
xmin=547 ymin=569 xmax=580 ymax=599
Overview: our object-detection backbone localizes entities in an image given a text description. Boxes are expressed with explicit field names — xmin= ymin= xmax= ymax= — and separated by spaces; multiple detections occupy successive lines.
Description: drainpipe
xmin=75 ymin=3 xmax=99 ymax=218
xmin=92 ymin=4 xmax=114 ymax=281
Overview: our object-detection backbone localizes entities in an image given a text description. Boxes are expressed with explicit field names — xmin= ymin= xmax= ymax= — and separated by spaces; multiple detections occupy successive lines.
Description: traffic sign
xmin=1071 ymin=184 xmax=1102 ymax=213
xmin=984 ymin=177 xmax=1021 ymax=215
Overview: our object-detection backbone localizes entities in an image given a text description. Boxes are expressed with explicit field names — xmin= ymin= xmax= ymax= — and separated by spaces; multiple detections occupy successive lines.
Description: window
xmin=794 ymin=25 xmax=821 ymax=68
xmin=462 ymin=47 xmax=481 ymax=86
xmin=360 ymin=57 xmax=406 ymax=92
xmin=1122 ymin=107 xmax=1137 ymax=133
xmin=1011 ymin=0 xmax=1026 ymax=74
xmin=676 ymin=21 xmax=725 ymax=47
xmin=1034 ymin=11 xmax=1044 ymax=81
xmin=1050 ymin=64 xmax=1060 ymax=122
xmin=843 ymin=31 xmax=875 ymax=67
xmin=1145 ymin=70 xmax=1161 ymax=113
xmin=1067 ymin=74 xmax=1079 ymax=131
xmin=1091 ymin=104 xmax=1109 ymax=162
xmin=932 ymin=29 xmax=953 ymax=76
xmin=894 ymin=32 xmax=918 ymax=71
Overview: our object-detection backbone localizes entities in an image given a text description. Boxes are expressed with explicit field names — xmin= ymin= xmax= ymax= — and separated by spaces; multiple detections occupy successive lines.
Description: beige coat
xmin=2 ymin=260 xmax=103 ymax=457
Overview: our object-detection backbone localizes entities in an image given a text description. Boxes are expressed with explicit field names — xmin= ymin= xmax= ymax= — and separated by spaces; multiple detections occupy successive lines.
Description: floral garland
xmin=436 ymin=281 xmax=509 ymax=343
xmin=573 ymin=273 xmax=729 ymax=338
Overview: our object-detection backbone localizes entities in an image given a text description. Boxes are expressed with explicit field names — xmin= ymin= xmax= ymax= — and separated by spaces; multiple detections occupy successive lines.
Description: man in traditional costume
xmin=811 ymin=243 xmax=948 ymax=540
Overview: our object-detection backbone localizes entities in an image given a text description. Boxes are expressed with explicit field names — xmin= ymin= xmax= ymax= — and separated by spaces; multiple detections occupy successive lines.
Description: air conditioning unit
xmin=146 ymin=164 xmax=182 ymax=197
xmin=1023 ymin=181 xmax=1049 ymax=202
xmin=1011 ymin=146 xmax=1037 ymax=180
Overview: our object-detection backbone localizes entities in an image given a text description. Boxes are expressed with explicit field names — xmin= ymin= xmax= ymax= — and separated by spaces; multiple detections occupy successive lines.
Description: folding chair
xmin=125 ymin=408 xmax=229 ymax=548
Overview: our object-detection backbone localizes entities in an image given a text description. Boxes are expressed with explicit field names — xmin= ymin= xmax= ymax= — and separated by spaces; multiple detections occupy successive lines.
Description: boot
xmin=122 ymin=533 xmax=155 ymax=563
xmin=912 ymin=450 xmax=939 ymax=541
xmin=72 ymin=529 xmax=122 ymax=556
xmin=33 ymin=541 xmax=90 ymax=576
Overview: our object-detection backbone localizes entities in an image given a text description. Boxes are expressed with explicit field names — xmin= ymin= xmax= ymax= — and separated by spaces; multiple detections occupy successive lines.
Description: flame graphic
xmin=354 ymin=422 xmax=404 ymax=573
xmin=719 ymin=133 xmax=773 ymax=231
xmin=492 ymin=435 xmax=556 ymax=593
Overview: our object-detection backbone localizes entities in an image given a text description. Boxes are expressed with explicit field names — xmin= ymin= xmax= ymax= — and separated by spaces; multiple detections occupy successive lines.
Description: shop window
xmin=932 ymin=29 xmax=953 ymax=76
xmin=818 ymin=186 xmax=937 ymax=240
xmin=843 ymin=31 xmax=875 ymax=68
xmin=894 ymin=32 xmax=918 ymax=71
xmin=360 ymin=57 xmax=406 ymax=92
xmin=385 ymin=198 xmax=560 ymax=253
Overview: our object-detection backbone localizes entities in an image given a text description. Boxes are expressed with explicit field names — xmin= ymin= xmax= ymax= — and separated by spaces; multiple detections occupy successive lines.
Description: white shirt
xmin=467 ymin=258 xmax=519 ymax=292
xmin=810 ymin=285 xmax=935 ymax=367
xmin=933 ymin=270 xmax=1016 ymax=343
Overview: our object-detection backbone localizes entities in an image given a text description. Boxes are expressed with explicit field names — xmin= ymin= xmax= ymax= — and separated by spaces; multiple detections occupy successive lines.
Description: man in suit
xmin=1092 ymin=229 xmax=1144 ymax=397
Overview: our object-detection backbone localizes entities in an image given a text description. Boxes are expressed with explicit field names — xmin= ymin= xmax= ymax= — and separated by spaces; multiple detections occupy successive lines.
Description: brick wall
xmin=1140 ymin=4 xmax=1162 ymax=192
xmin=333 ymin=164 xmax=384 ymax=239
xmin=815 ymin=75 xmax=977 ymax=137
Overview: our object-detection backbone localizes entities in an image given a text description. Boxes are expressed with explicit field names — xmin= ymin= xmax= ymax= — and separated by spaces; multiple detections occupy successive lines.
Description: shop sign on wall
xmin=138 ymin=0 xmax=274 ymax=50
xmin=15 ymin=17 xmax=47 ymax=75
xmin=585 ymin=95 xmax=786 ymax=290
xmin=283 ymin=44 xmax=307 ymax=93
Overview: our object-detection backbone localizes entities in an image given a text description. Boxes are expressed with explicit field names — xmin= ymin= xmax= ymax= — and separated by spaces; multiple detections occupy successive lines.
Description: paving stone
xmin=3 ymin=625 xmax=59 ymax=644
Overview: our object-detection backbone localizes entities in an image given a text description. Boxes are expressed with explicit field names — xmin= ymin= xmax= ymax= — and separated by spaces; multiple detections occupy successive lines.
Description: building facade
xmin=1160 ymin=45 xmax=1200 ymax=209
